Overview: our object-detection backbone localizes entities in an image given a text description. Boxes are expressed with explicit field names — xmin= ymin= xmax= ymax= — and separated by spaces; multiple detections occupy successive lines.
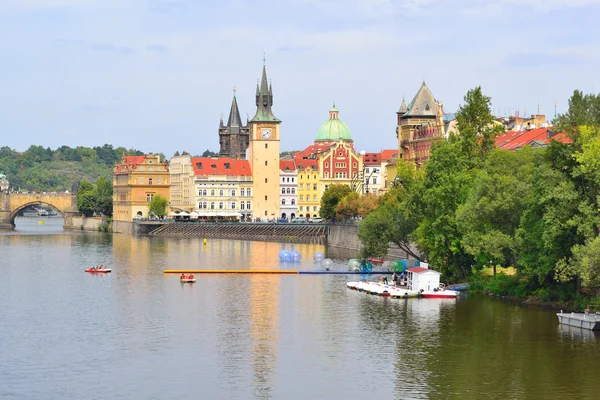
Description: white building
xmin=360 ymin=150 xmax=396 ymax=195
xmin=192 ymin=157 xmax=253 ymax=220
xmin=169 ymin=153 xmax=196 ymax=212
xmin=407 ymin=264 xmax=442 ymax=292
xmin=279 ymin=158 xmax=298 ymax=220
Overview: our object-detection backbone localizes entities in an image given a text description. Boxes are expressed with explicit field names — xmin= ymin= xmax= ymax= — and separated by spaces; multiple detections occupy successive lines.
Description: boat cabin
xmin=407 ymin=264 xmax=441 ymax=292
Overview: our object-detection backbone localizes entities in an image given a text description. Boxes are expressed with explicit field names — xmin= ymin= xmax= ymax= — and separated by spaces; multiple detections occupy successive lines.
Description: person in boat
xmin=181 ymin=273 xmax=186 ymax=280
xmin=400 ymin=271 xmax=406 ymax=286
xmin=380 ymin=275 xmax=388 ymax=285
xmin=392 ymin=272 xmax=398 ymax=286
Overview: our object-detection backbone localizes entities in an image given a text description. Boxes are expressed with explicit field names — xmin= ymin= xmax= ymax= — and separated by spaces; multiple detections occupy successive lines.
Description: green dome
xmin=316 ymin=106 xmax=352 ymax=141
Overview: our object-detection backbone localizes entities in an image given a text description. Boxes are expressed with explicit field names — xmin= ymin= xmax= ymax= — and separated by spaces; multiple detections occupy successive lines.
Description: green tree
xmin=456 ymin=148 xmax=534 ymax=268
xmin=554 ymin=90 xmax=600 ymax=141
xmin=320 ymin=184 xmax=352 ymax=219
xmin=335 ymin=192 xmax=359 ymax=219
xmin=96 ymin=176 xmax=113 ymax=216
xmin=149 ymin=194 xmax=168 ymax=217
xmin=201 ymin=149 xmax=218 ymax=157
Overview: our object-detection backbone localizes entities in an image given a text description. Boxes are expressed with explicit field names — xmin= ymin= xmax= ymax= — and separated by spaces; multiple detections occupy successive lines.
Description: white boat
xmin=346 ymin=282 xmax=359 ymax=290
xmin=389 ymin=286 xmax=419 ymax=298
xmin=180 ymin=278 xmax=196 ymax=283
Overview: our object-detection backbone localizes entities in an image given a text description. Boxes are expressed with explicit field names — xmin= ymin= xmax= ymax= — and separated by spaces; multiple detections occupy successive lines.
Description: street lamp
xmin=490 ymin=260 xmax=496 ymax=277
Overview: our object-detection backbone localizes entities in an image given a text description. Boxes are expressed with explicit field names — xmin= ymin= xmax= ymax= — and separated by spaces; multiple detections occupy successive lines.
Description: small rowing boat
xmin=180 ymin=274 xmax=196 ymax=283
xmin=85 ymin=267 xmax=111 ymax=273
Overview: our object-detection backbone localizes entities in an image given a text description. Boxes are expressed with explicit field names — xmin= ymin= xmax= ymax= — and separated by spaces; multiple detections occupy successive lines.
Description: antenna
xmin=554 ymin=101 xmax=557 ymax=118
xmin=263 ymin=52 xmax=266 ymax=65
xmin=233 ymin=86 xmax=236 ymax=96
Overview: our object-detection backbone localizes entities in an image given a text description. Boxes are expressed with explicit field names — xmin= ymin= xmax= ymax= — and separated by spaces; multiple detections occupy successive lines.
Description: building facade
xmin=169 ymin=153 xmax=195 ymax=212
xmin=397 ymin=82 xmax=445 ymax=167
xmin=247 ymin=64 xmax=281 ymax=221
xmin=192 ymin=157 xmax=253 ymax=220
xmin=296 ymin=162 xmax=320 ymax=218
xmin=219 ymin=92 xmax=250 ymax=160
xmin=279 ymin=158 xmax=298 ymax=220
xmin=113 ymin=154 xmax=170 ymax=221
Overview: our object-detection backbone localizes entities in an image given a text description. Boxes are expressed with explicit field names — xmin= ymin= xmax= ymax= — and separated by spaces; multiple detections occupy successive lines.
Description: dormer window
xmin=211 ymin=164 xmax=217 ymax=169
xmin=196 ymin=162 xmax=203 ymax=169
xmin=224 ymin=163 xmax=231 ymax=170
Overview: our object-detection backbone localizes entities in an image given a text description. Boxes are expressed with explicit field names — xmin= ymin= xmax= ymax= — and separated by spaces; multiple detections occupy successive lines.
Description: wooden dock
xmin=148 ymin=222 xmax=327 ymax=244
xmin=557 ymin=312 xmax=600 ymax=330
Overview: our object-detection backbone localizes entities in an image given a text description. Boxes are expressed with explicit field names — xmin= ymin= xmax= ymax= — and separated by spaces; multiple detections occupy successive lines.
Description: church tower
xmin=247 ymin=62 xmax=281 ymax=220
xmin=219 ymin=90 xmax=250 ymax=160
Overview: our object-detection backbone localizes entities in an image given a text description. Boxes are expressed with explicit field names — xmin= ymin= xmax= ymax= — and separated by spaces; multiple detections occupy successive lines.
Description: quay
xmin=557 ymin=312 xmax=600 ymax=330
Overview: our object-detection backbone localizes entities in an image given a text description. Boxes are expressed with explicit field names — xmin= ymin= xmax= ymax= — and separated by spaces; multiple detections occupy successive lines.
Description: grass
xmin=479 ymin=266 xmax=517 ymax=276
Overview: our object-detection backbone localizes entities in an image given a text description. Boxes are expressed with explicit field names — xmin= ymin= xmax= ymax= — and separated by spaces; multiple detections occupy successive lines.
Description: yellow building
xmin=247 ymin=63 xmax=281 ymax=221
xmin=169 ymin=153 xmax=195 ymax=212
xmin=113 ymin=154 xmax=170 ymax=221
xmin=296 ymin=162 xmax=320 ymax=218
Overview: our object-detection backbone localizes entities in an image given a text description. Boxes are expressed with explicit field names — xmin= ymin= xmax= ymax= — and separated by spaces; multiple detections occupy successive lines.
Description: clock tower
xmin=248 ymin=62 xmax=281 ymax=220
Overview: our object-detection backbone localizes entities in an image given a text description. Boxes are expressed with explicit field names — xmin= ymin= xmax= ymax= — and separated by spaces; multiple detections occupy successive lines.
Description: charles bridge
xmin=0 ymin=192 xmax=78 ymax=229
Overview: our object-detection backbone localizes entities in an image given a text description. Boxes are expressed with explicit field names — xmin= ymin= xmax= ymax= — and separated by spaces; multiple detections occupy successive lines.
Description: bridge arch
xmin=10 ymin=201 xmax=66 ymax=225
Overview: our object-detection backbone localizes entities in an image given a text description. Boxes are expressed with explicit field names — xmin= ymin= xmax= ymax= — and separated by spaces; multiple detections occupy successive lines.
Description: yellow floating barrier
xmin=164 ymin=270 xmax=299 ymax=274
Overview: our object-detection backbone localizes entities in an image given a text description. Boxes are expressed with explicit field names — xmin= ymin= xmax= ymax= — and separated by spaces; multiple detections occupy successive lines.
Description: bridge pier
xmin=0 ymin=193 xmax=13 ymax=229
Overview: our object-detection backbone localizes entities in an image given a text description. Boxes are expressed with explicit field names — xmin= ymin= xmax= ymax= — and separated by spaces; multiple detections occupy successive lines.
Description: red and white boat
xmin=180 ymin=275 xmax=196 ymax=283
xmin=85 ymin=266 xmax=111 ymax=273
xmin=420 ymin=289 xmax=458 ymax=299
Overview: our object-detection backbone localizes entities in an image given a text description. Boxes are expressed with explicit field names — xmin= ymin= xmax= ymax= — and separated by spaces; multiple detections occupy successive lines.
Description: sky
xmin=1 ymin=0 xmax=599 ymax=157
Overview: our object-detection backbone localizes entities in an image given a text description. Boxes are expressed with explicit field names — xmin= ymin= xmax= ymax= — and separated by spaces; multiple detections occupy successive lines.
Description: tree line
xmin=355 ymin=88 xmax=600 ymax=305
xmin=0 ymin=144 xmax=147 ymax=192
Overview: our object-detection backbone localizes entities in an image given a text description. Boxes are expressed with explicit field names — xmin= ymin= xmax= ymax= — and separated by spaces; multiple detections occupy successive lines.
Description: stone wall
xmin=112 ymin=220 xmax=134 ymax=234
xmin=72 ymin=216 xmax=104 ymax=232
xmin=327 ymin=223 xmax=414 ymax=261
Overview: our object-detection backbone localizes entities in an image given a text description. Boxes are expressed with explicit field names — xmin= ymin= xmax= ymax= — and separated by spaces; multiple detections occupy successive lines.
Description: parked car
xmin=291 ymin=217 xmax=307 ymax=223
xmin=277 ymin=218 xmax=288 ymax=223
xmin=310 ymin=217 xmax=324 ymax=223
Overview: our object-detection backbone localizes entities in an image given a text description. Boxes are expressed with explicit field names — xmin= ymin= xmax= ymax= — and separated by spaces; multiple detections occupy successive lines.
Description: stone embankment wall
xmin=112 ymin=220 xmax=134 ymax=234
xmin=327 ymin=223 xmax=414 ymax=260
xmin=72 ymin=216 xmax=104 ymax=232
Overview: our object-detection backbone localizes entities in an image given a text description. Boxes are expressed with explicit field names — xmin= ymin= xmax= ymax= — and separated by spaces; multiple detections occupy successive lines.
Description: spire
xmin=219 ymin=112 xmax=224 ymax=128
xmin=251 ymin=61 xmax=279 ymax=122
xmin=398 ymin=96 xmax=408 ymax=114
xmin=226 ymin=94 xmax=243 ymax=128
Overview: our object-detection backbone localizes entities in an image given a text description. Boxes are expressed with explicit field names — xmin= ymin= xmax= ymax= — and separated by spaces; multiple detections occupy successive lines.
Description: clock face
xmin=261 ymin=128 xmax=272 ymax=139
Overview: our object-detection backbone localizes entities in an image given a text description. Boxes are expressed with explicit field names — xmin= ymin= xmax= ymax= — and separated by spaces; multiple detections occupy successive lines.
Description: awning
xmin=178 ymin=211 xmax=190 ymax=216
xmin=167 ymin=212 xmax=177 ymax=217
xmin=189 ymin=212 xmax=200 ymax=219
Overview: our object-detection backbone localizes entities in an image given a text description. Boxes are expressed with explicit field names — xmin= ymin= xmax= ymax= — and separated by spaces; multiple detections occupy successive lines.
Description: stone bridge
xmin=0 ymin=192 xmax=78 ymax=229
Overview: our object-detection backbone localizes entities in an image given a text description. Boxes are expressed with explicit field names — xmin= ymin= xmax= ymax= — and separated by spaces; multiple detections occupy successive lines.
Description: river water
xmin=1 ymin=217 xmax=598 ymax=399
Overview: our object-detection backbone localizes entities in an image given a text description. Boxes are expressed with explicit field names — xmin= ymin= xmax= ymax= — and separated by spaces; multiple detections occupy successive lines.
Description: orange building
xmin=113 ymin=154 xmax=170 ymax=221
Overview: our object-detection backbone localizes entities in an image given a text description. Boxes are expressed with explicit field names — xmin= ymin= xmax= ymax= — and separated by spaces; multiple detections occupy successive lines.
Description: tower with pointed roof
xmin=396 ymin=82 xmax=445 ymax=167
xmin=219 ymin=90 xmax=250 ymax=160
xmin=247 ymin=60 xmax=281 ymax=220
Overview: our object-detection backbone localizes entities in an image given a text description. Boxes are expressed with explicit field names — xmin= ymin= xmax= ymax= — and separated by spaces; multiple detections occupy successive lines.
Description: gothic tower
xmin=219 ymin=91 xmax=250 ymax=160
xmin=247 ymin=62 xmax=281 ymax=220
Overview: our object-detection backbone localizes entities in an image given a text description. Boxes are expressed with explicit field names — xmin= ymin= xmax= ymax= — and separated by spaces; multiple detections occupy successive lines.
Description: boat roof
xmin=408 ymin=267 xmax=441 ymax=274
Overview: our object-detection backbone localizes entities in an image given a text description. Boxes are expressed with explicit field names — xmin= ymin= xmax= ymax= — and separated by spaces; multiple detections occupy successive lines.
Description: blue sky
xmin=1 ymin=0 xmax=599 ymax=157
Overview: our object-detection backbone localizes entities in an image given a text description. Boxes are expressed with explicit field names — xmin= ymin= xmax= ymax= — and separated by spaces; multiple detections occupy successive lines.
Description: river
xmin=1 ymin=217 xmax=598 ymax=399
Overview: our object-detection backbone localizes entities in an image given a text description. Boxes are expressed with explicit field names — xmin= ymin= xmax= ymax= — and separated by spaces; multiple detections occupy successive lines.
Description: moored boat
xmin=85 ymin=267 xmax=111 ymax=273
xmin=420 ymin=289 xmax=458 ymax=299
xmin=346 ymin=282 xmax=359 ymax=290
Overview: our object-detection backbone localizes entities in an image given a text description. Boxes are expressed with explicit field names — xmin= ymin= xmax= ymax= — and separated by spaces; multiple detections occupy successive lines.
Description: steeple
xmin=251 ymin=63 xmax=279 ymax=122
xmin=398 ymin=97 xmax=408 ymax=114
xmin=226 ymin=92 xmax=243 ymax=129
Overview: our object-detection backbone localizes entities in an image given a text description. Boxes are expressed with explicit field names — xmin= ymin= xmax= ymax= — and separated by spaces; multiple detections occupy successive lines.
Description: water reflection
xmin=1 ymin=226 xmax=599 ymax=400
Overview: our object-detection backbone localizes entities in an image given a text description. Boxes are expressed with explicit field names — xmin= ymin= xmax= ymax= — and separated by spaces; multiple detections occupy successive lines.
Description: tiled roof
xmin=402 ymin=82 xmax=439 ymax=117
xmin=363 ymin=152 xmax=381 ymax=165
xmin=191 ymin=157 xmax=251 ymax=176
xmin=295 ymin=159 xmax=319 ymax=171
xmin=115 ymin=155 xmax=147 ymax=174
xmin=495 ymin=128 xmax=572 ymax=150
xmin=380 ymin=149 xmax=398 ymax=161
xmin=280 ymin=159 xmax=296 ymax=172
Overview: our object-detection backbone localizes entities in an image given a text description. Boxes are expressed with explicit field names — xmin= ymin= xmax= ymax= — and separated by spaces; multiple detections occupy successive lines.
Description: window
xmin=265 ymin=195 xmax=267 ymax=201
xmin=286 ymin=188 xmax=290 ymax=194
xmin=231 ymin=202 xmax=236 ymax=209
xmin=291 ymin=177 xmax=294 ymax=183
xmin=286 ymin=177 xmax=290 ymax=182
xmin=241 ymin=188 xmax=245 ymax=197
xmin=365 ymin=168 xmax=369 ymax=173
xmin=241 ymin=202 xmax=245 ymax=210
xmin=265 ymin=178 xmax=268 ymax=183
xmin=313 ymin=195 xmax=317 ymax=201
xmin=353 ymin=162 xmax=357 ymax=168
xmin=291 ymin=199 xmax=295 ymax=205
xmin=325 ymin=162 xmax=328 ymax=168
xmin=282 ymin=199 xmax=286 ymax=205
xmin=291 ymin=188 xmax=295 ymax=194
xmin=198 ymin=190 xmax=202 ymax=196
xmin=264 ymin=210 xmax=267 ymax=216
xmin=314 ymin=175 xmax=316 ymax=179
xmin=219 ymin=202 xmax=224 ymax=209
xmin=210 ymin=202 xmax=215 ymax=209
xmin=325 ymin=172 xmax=329 ymax=178
xmin=203 ymin=190 xmax=207 ymax=196
xmin=300 ymin=196 xmax=304 ymax=201
xmin=373 ymin=178 xmax=377 ymax=184
xmin=265 ymin=143 xmax=268 ymax=149
xmin=211 ymin=190 xmax=215 ymax=196
xmin=146 ymin=194 xmax=154 ymax=202
xmin=219 ymin=190 xmax=224 ymax=196
xmin=246 ymin=201 xmax=251 ymax=209
xmin=313 ymin=206 xmax=318 ymax=211
xmin=299 ymin=184 xmax=304 ymax=190
xmin=281 ymin=188 xmax=286 ymax=195
xmin=247 ymin=189 xmax=251 ymax=197
xmin=134 ymin=178 xmax=137 ymax=184
xmin=140 ymin=177 xmax=144 ymax=184
xmin=265 ymin=161 xmax=268 ymax=166
xmin=224 ymin=163 xmax=231 ymax=170
xmin=231 ymin=190 xmax=236 ymax=197
xmin=157 ymin=177 xmax=162 ymax=184
xmin=196 ymin=162 xmax=203 ymax=170
xmin=299 ymin=206 xmax=303 ymax=211
xmin=325 ymin=185 xmax=329 ymax=191
xmin=313 ymin=184 xmax=317 ymax=190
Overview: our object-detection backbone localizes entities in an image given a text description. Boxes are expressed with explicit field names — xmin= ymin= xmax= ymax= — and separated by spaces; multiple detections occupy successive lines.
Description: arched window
xmin=286 ymin=188 xmax=290 ymax=194
xmin=291 ymin=188 xmax=295 ymax=194
xmin=219 ymin=190 xmax=224 ymax=196
xmin=198 ymin=202 xmax=202 ymax=209
xmin=203 ymin=190 xmax=207 ymax=196
xmin=211 ymin=190 xmax=215 ymax=196
xmin=231 ymin=202 xmax=236 ymax=209
xmin=241 ymin=202 xmax=245 ymax=210
xmin=247 ymin=189 xmax=251 ymax=197
xmin=246 ymin=201 xmax=251 ymax=209
xmin=231 ymin=190 xmax=236 ymax=197
xmin=281 ymin=188 xmax=286 ymax=195
xmin=282 ymin=199 xmax=286 ymax=205
xmin=241 ymin=188 xmax=245 ymax=197
xmin=210 ymin=202 xmax=215 ymax=209
xmin=219 ymin=202 xmax=224 ymax=209
xmin=291 ymin=199 xmax=295 ymax=205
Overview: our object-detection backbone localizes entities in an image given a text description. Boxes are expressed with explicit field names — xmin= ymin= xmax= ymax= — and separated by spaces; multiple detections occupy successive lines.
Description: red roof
xmin=380 ymin=149 xmax=398 ymax=161
xmin=495 ymin=128 xmax=572 ymax=150
xmin=280 ymin=159 xmax=296 ymax=172
xmin=363 ymin=152 xmax=381 ymax=165
xmin=191 ymin=157 xmax=251 ymax=177
xmin=408 ymin=267 xmax=439 ymax=274
xmin=115 ymin=155 xmax=147 ymax=174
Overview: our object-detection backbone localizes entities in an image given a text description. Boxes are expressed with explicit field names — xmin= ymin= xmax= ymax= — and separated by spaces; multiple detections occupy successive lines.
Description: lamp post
xmin=490 ymin=260 xmax=496 ymax=277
